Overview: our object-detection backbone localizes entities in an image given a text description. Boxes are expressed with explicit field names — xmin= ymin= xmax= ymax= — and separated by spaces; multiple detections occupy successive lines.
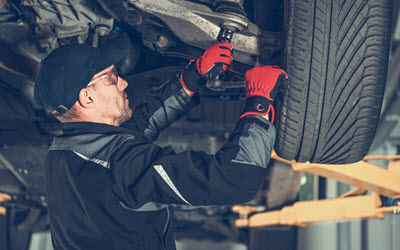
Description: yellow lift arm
xmin=0 ymin=193 xmax=11 ymax=215
xmin=232 ymin=152 xmax=400 ymax=227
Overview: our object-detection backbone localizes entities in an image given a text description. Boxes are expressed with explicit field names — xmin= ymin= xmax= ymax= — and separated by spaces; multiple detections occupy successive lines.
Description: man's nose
xmin=118 ymin=77 xmax=128 ymax=91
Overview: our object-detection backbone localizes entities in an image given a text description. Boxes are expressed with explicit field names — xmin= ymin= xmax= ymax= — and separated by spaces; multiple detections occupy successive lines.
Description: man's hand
xmin=196 ymin=42 xmax=232 ymax=80
xmin=240 ymin=66 xmax=288 ymax=123
xmin=180 ymin=42 xmax=233 ymax=95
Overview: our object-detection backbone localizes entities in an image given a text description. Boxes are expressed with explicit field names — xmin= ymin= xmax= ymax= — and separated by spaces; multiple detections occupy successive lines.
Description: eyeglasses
xmin=87 ymin=67 xmax=119 ymax=87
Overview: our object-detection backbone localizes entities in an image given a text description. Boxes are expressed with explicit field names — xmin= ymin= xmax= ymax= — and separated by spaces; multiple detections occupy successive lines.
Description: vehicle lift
xmin=0 ymin=193 xmax=9 ymax=215
xmin=232 ymin=152 xmax=400 ymax=227
xmin=2 ymin=153 xmax=400 ymax=225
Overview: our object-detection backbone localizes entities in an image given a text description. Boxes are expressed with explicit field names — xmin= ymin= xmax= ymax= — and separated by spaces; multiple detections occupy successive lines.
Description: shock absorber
xmin=207 ymin=0 xmax=247 ymax=90
xmin=214 ymin=0 xmax=247 ymax=43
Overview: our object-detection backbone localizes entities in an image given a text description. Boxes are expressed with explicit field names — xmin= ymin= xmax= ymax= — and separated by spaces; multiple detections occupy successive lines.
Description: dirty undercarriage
xmin=0 ymin=0 xmax=300 ymax=247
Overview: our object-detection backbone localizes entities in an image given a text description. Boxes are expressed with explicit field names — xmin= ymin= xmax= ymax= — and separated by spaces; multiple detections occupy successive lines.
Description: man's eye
xmin=111 ymin=75 xmax=118 ymax=85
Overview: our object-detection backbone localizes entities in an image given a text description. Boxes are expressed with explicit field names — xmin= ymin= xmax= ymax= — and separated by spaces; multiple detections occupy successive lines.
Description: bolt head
xmin=157 ymin=36 xmax=169 ymax=48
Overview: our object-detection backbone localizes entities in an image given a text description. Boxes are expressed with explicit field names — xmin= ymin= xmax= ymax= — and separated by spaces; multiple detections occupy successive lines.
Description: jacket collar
xmin=61 ymin=122 xmax=137 ymax=136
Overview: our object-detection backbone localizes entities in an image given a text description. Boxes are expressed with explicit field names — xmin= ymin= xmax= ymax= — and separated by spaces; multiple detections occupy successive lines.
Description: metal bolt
xmin=157 ymin=35 xmax=169 ymax=48
xmin=95 ymin=26 xmax=109 ymax=37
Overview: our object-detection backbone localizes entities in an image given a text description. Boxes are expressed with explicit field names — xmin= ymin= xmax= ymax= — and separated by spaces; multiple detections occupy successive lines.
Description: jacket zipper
xmin=163 ymin=206 xmax=172 ymax=250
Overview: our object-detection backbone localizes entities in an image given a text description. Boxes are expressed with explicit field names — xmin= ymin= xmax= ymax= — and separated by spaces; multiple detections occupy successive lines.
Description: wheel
xmin=275 ymin=0 xmax=392 ymax=164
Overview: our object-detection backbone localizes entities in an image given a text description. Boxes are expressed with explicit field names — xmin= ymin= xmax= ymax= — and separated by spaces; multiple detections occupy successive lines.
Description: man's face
xmin=89 ymin=65 xmax=132 ymax=126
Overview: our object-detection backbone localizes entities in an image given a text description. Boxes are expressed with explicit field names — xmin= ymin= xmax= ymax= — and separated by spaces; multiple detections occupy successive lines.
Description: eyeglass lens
xmin=106 ymin=68 xmax=119 ymax=85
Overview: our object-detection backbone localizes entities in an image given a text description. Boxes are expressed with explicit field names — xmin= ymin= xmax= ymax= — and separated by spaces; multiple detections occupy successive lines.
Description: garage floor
xmin=29 ymin=232 xmax=247 ymax=250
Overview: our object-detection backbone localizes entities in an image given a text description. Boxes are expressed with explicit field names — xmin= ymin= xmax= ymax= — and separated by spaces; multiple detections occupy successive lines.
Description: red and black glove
xmin=180 ymin=42 xmax=233 ymax=93
xmin=240 ymin=66 xmax=288 ymax=123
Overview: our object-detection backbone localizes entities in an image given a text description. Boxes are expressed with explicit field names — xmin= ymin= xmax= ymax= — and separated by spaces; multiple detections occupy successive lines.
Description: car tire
xmin=275 ymin=0 xmax=392 ymax=164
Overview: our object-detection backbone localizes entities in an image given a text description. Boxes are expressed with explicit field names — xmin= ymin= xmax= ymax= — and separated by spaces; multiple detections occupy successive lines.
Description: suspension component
xmin=214 ymin=0 xmax=247 ymax=42
xmin=205 ymin=0 xmax=247 ymax=91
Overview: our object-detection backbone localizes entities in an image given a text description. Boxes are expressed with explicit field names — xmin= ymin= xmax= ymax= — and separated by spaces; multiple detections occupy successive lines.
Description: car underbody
xmin=0 ymin=0 xmax=394 ymax=249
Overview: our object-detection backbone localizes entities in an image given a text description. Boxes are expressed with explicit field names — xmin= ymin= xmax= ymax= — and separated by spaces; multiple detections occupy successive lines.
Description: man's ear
xmin=78 ymin=88 xmax=95 ymax=109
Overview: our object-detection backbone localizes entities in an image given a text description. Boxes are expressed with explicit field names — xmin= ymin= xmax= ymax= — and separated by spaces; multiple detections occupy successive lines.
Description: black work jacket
xmin=45 ymin=77 xmax=276 ymax=250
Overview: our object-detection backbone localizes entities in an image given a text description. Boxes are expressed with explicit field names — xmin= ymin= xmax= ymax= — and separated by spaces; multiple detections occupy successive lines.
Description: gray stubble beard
xmin=115 ymin=102 xmax=132 ymax=126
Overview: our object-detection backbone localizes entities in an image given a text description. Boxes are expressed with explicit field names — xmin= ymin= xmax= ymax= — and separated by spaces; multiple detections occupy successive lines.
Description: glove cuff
xmin=240 ymin=96 xmax=275 ymax=123
xmin=180 ymin=60 xmax=206 ymax=93
xmin=245 ymin=89 xmax=272 ymax=101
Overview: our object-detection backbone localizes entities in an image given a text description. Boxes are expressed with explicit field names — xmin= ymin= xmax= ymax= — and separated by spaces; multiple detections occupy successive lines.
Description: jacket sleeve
xmin=122 ymin=76 xmax=198 ymax=141
xmin=110 ymin=115 xmax=276 ymax=209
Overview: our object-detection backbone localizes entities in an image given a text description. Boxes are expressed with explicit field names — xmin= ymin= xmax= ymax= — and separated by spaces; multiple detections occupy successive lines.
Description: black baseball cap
xmin=34 ymin=34 xmax=129 ymax=114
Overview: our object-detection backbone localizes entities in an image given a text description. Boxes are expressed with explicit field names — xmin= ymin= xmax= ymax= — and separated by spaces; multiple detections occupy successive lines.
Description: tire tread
xmin=275 ymin=0 xmax=391 ymax=164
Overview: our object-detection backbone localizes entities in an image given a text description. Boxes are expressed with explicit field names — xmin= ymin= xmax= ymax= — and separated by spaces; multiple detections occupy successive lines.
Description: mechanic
xmin=33 ymin=35 xmax=287 ymax=250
